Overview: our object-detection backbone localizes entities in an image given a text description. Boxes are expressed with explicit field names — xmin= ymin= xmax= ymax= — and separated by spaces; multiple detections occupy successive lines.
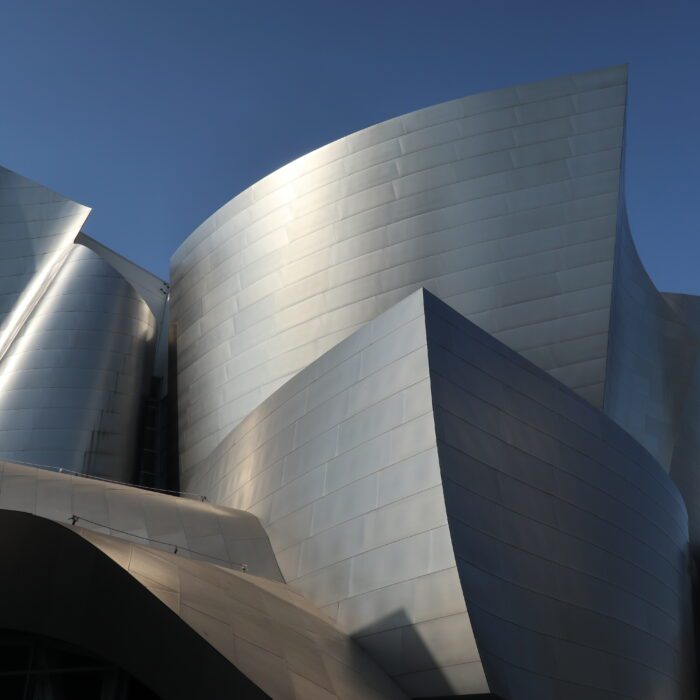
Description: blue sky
xmin=0 ymin=0 xmax=697 ymax=286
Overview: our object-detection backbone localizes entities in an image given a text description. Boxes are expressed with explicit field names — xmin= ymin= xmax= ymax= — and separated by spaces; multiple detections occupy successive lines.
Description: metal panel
xmin=170 ymin=65 xmax=627 ymax=476
xmin=424 ymin=290 xmax=696 ymax=700
xmin=79 ymin=524 xmax=407 ymax=700
xmin=0 ymin=166 xmax=90 ymax=349
xmin=185 ymin=288 xmax=696 ymax=698
xmin=181 ymin=290 xmax=489 ymax=697
xmin=604 ymin=181 xmax=700 ymax=644
xmin=0 ymin=458 xmax=282 ymax=579
xmin=0 ymin=244 xmax=156 ymax=481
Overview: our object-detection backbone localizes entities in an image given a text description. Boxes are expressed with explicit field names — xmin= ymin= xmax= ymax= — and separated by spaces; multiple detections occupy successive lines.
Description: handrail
xmin=3 ymin=459 xmax=207 ymax=501
xmin=69 ymin=514 xmax=248 ymax=573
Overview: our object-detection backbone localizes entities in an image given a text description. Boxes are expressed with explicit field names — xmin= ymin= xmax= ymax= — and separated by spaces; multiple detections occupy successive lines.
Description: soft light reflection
xmin=0 ymin=233 xmax=76 ymax=365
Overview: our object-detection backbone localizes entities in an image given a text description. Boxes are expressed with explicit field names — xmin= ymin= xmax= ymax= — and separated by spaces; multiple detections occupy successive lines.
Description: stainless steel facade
xmin=0 ymin=244 xmax=156 ymax=480
xmin=0 ymin=459 xmax=282 ymax=578
xmin=182 ymin=290 xmax=488 ymax=696
xmin=0 ymin=166 xmax=90 ymax=344
xmin=182 ymin=288 xmax=697 ymax=698
xmin=171 ymin=64 xmax=627 ymax=478
xmin=0 ymin=64 xmax=696 ymax=699
xmin=424 ymin=290 xmax=696 ymax=699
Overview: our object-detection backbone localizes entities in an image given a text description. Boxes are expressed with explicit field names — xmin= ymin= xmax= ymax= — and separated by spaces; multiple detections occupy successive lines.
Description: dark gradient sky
xmin=0 ymin=0 xmax=697 ymax=285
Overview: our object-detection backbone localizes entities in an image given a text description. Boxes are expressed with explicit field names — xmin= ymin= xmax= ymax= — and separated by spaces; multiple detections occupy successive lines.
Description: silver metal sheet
xmin=0 ymin=245 xmax=155 ymax=480
xmin=80 ymin=525 xmax=407 ymax=700
xmin=170 ymin=65 xmax=628 ymax=477
xmin=0 ymin=458 xmax=282 ymax=579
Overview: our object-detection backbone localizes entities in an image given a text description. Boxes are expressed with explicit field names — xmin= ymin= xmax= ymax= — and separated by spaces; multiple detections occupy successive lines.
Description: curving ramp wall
xmin=182 ymin=290 xmax=697 ymax=699
xmin=0 ymin=459 xmax=282 ymax=579
xmin=0 ymin=244 xmax=156 ymax=480
xmin=0 ymin=509 xmax=407 ymax=700
xmin=171 ymin=64 xmax=627 ymax=476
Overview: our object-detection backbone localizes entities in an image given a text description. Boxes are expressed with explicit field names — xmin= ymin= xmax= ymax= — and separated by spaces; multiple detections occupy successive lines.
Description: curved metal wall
xmin=182 ymin=291 xmax=489 ymax=697
xmin=81 ymin=525 xmax=408 ymax=700
xmin=171 ymin=65 xmax=627 ymax=476
xmin=184 ymin=288 xmax=697 ymax=699
xmin=0 ymin=459 xmax=282 ymax=579
xmin=0 ymin=244 xmax=156 ymax=481
xmin=0 ymin=166 xmax=90 ymax=355
xmin=603 ymin=204 xmax=698 ymax=472
xmin=425 ymin=291 xmax=696 ymax=700
xmin=604 ymin=197 xmax=700 ymax=616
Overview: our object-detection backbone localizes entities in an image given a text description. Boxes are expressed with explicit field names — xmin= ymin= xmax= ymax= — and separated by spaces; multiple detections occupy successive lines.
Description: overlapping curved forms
xmin=171 ymin=65 xmax=627 ymax=476
xmin=0 ymin=508 xmax=407 ymax=700
xmin=604 ymin=189 xmax=700 ymax=585
xmin=183 ymin=289 xmax=696 ymax=698
xmin=81 ymin=525 xmax=407 ymax=700
xmin=77 ymin=231 xmax=169 ymax=325
xmin=0 ymin=64 xmax=698 ymax=700
xmin=424 ymin=292 xmax=696 ymax=699
xmin=0 ymin=244 xmax=156 ymax=480
xmin=0 ymin=459 xmax=282 ymax=578
xmin=0 ymin=509 xmax=268 ymax=700
xmin=183 ymin=290 xmax=488 ymax=696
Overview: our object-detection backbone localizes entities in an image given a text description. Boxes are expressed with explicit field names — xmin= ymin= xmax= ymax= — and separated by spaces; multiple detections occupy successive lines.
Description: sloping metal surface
xmin=182 ymin=288 xmax=696 ymax=699
xmin=0 ymin=245 xmax=156 ymax=480
xmin=0 ymin=459 xmax=282 ymax=579
xmin=81 ymin=525 xmax=407 ymax=700
xmin=171 ymin=65 xmax=626 ymax=476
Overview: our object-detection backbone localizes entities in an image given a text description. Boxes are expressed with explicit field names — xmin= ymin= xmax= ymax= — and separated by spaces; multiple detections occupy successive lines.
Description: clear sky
xmin=0 ymin=0 xmax=697 ymax=286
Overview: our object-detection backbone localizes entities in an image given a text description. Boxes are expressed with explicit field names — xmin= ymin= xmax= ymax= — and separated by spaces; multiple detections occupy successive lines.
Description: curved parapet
xmin=0 ymin=244 xmax=156 ymax=480
xmin=0 ymin=509 xmax=406 ymax=700
xmin=183 ymin=289 xmax=696 ymax=698
xmin=171 ymin=65 xmax=627 ymax=475
xmin=0 ymin=459 xmax=282 ymax=579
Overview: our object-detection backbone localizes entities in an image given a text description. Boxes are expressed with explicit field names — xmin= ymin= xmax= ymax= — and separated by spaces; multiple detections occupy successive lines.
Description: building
xmin=0 ymin=64 xmax=695 ymax=699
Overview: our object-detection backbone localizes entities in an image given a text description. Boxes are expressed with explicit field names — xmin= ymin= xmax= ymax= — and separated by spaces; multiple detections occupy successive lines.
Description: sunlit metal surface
xmin=0 ymin=63 xmax=696 ymax=699
xmin=77 ymin=231 xmax=169 ymax=326
xmin=183 ymin=288 xmax=696 ymax=698
xmin=81 ymin=525 xmax=407 ymax=700
xmin=0 ymin=167 xmax=90 ymax=362
xmin=0 ymin=459 xmax=282 ymax=579
xmin=183 ymin=289 xmax=487 ymax=696
xmin=171 ymin=65 xmax=627 ymax=476
xmin=0 ymin=244 xmax=156 ymax=481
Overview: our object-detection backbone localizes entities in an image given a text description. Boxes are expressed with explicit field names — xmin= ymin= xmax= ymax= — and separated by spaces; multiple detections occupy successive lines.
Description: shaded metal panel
xmin=424 ymin=290 xmax=696 ymax=700
xmin=182 ymin=290 xmax=489 ymax=697
xmin=604 ymin=203 xmax=697 ymax=470
xmin=604 ymin=183 xmax=700 ymax=596
xmin=0 ymin=509 xmax=269 ymax=700
xmin=81 ymin=525 xmax=407 ymax=700
xmin=0 ymin=244 xmax=156 ymax=481
xmin=0 ymin=459 xmax=282 ymax=579
xmin=171 ymin=65 xmax=627 ymax=475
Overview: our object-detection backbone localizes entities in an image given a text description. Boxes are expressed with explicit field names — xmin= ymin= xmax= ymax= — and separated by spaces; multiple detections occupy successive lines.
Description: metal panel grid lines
xmin=0 ymin=64 xmax=696 ymax=699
